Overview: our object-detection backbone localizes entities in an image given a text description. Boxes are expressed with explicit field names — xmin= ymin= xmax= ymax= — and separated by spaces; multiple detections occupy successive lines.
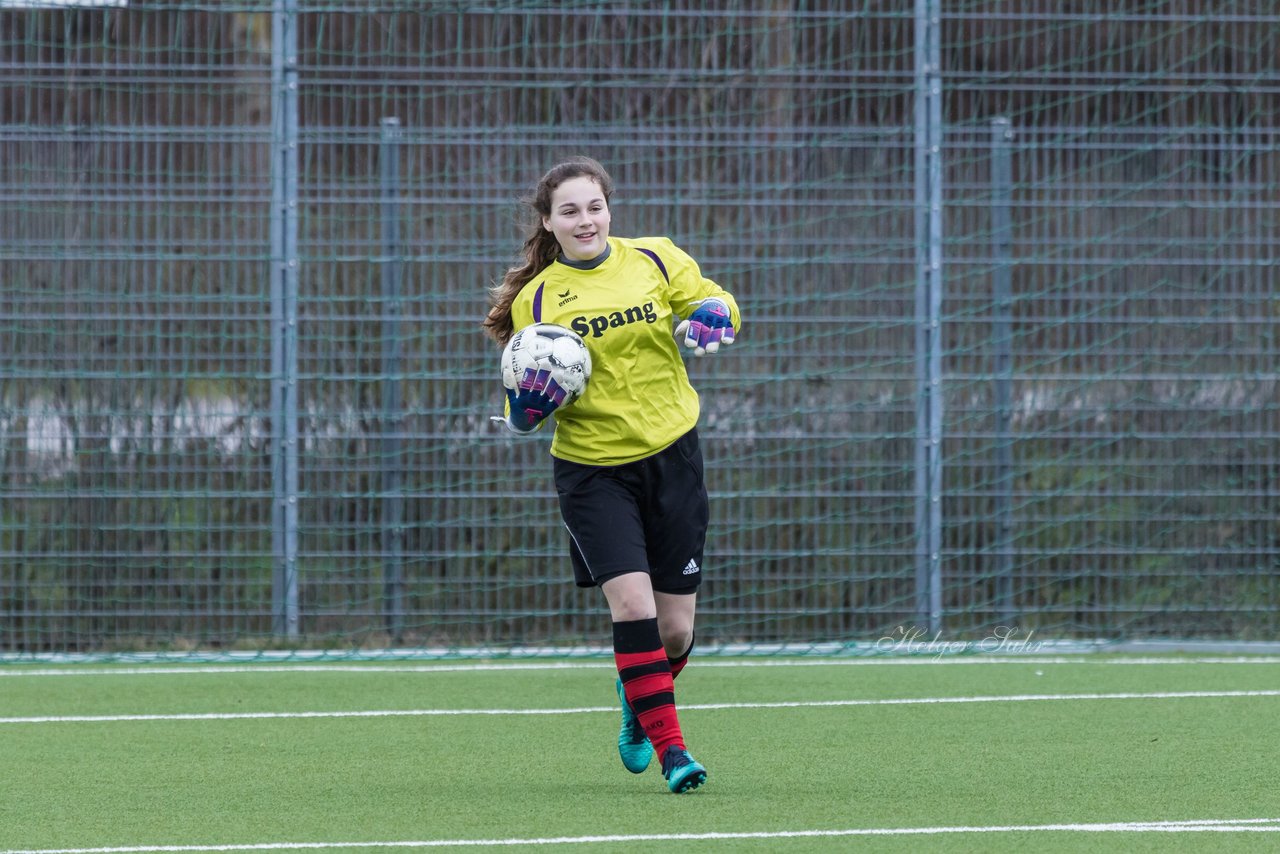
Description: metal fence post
xmin=379 ymin=117 xmax=406 ymax=643
xmin=991 ymin=117 xmax=1016 ymax=624
xmin=270 ymin=0 xmax=300 ymax=638
xmin=914 ymin=0 xmax=944 ymax=634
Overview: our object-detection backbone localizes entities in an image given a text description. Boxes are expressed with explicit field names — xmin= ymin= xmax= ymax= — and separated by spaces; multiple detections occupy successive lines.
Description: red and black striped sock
xmin=668 ymin=632 xmax=694 ymax=680
xmin=613 ymin=617 xmax=684 ymax=757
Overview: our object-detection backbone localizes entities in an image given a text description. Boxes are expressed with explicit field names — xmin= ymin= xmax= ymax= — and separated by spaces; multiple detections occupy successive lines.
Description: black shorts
xmin=553 ymin=428 xmax=709 ymax=593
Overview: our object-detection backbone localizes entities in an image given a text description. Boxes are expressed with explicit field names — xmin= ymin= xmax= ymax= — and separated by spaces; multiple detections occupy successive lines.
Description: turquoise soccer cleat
xmin=615 ymin=678 xmax=654 ymax=773
xmin=660 ymin=744 xmax=707 ymax=794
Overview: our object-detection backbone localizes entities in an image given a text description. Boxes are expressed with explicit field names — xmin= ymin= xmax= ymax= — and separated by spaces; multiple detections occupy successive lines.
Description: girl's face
xmin=543 ymin=175 xmax=611 ymax=262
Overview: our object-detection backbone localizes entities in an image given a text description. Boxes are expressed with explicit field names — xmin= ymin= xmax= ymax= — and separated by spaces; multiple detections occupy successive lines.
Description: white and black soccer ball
xmin=500 ymin=323 xmax=593 ymax=406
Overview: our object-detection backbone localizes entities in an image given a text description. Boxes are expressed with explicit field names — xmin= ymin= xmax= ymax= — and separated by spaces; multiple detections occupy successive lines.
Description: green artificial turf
xmin=1 ymin=656 xmax=1277 ymax=853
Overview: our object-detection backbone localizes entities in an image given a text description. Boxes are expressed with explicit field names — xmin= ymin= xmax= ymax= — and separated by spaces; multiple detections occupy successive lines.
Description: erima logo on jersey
xmin=682 ymin=559 xmax=700 ymax=576
xmin=570 ymin=302 xmax=658 ymax=339
xmin=557 ymin=289 xmax=578 ymax=307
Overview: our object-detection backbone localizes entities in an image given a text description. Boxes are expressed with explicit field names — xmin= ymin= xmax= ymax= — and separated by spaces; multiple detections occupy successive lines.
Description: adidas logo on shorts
xmin=681 ymin=559 xmax=700 ymax=576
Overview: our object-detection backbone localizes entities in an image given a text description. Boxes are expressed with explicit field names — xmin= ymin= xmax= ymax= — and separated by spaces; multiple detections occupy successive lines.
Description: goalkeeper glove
xmin=675 ymin=297 xmax=735 ymax=356
xmin=491 ymin=369 xmax=566 ymax=434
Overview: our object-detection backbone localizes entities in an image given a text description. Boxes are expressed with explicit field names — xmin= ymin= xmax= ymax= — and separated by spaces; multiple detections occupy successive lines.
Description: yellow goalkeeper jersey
xmin=509 ymin=236 xmax=741 ymax=466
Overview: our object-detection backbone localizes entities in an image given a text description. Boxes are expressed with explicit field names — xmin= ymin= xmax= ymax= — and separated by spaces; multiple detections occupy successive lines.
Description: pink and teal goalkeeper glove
xmin=675 ymin=298 xmax=735 ymax=356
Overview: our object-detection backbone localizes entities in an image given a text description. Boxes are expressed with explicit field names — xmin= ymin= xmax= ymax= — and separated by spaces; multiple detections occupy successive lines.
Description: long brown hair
xmin=482 ymin=156 xmax=615 ymax=344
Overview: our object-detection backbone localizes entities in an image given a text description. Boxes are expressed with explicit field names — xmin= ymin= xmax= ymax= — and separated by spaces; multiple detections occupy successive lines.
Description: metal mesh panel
xmin=1 ymin=2 xmax=1277 ymax=653
xmin=940 ymin=3 xmax=1279 ymax=639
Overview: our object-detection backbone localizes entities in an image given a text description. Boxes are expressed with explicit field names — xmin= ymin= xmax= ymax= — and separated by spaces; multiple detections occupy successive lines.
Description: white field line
xmin=2 ymin=689 xmax=1277 ymax=725
xmin=4 ymin=655 xmax=1280 ymax=678
xmin=4 ymin=818 xmax=1280 ymax=853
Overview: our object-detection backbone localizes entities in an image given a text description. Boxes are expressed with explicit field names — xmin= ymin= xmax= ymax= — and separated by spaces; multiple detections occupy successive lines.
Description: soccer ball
xmin=500 ymin=323 xmax=593 ymax=406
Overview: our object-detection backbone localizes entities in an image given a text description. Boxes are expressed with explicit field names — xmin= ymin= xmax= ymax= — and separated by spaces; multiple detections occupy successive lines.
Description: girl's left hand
xmin=675 ymin=298 xmax=735 ymax=356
